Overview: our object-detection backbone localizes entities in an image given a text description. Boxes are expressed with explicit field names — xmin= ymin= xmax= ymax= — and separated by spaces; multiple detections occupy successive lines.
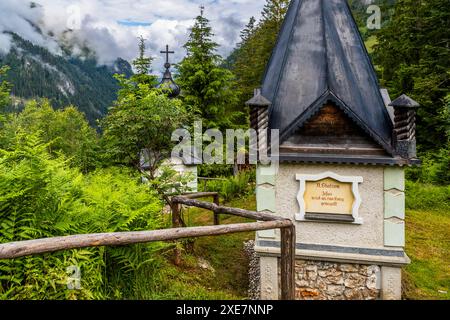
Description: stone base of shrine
xmin=255 ymin=244 xmax=409 ymax=301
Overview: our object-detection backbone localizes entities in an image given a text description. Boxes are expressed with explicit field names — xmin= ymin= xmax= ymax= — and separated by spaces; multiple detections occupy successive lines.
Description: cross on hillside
xmin=160 ymin=45 xmax=175 ymax=66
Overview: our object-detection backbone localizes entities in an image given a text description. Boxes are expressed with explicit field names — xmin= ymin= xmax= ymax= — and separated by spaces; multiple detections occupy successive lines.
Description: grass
xmin=403 ymin=208 xmax=450 ymax=300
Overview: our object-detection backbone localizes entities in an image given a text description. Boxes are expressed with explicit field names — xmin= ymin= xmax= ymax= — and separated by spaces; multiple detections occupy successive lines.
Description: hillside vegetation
xmin=0 ymin=34 xmax=133 ymax=126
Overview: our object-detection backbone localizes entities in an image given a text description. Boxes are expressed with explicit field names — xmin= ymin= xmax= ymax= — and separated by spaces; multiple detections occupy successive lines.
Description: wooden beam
xmin=172 ymin=203 xmax=182 ymax=265
xmin=180 ymin=192 xmax=219 ymax=200
xmin=280 ymin=225 xmax=296 ymax=300
xmin=0 ymin=221 xmax=292 ymax=260
xmin=172 ymin=196 xmax=283 ymax=222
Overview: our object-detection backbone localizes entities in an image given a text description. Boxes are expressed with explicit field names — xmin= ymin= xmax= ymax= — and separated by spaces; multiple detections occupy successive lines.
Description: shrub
xmin=200 ymin=170 xmax=255 ymax=202
xmin=406 ymin=146 xmax=450 ymax=186
xmin=406 ymin=180 xmax=450 ymax=212
xmin=0 ymin=133 xmax=166 ymax=299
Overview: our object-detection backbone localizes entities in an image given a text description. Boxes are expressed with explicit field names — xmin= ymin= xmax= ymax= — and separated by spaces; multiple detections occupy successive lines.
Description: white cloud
xmin=0 ymin=0 xmax=264 ymax=68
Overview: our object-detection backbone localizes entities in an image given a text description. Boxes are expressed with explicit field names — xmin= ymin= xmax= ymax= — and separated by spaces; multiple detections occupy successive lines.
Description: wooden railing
xmin=171 ymin=193 xmax=295 ymax=300
xmin=0 ymin=193 xmax=296 ymax=300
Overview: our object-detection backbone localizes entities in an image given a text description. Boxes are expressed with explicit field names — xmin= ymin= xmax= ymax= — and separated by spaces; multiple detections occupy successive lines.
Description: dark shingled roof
xmin=246 ymin=89 xmax=272 ymax=107
xmin=389 ymin=94 xmax=420 ymax=108
xmin=261 ymin=0 xmax=394 ymax=154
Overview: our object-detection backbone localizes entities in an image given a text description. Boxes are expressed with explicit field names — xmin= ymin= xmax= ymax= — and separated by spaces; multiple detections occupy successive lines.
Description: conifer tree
xmin=133 ymin=36 xmax=152 ymax=75
xmin=177 ymin=6 xmax=241 ymax=129
xmin=232 ymin=0 xmax=290 ymax=103
xmin=131 ymin=36 xmax=158 ymax=86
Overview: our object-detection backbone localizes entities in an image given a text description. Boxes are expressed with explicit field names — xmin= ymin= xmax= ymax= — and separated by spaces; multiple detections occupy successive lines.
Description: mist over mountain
xmin=0 ymin=33 xmax=133 ymax=125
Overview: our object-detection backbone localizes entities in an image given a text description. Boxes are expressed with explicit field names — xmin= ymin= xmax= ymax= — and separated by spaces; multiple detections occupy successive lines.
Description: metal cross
xmin=160 ymin=45 xmax=175 ymax=65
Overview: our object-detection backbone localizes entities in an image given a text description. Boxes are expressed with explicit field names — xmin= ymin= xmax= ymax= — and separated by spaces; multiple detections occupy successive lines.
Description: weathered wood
xmin=172 ymin=196 xmax=283 ymax=222
xmin=298 ymin=104 xmax=363 ymax=137
xmin=172 ymin=203 xmax=182 ymax=265
xmin=394 ymin=114 xmax=415 ymax=128
xmin=394 ymin=122 xmax=415 ymax=135
xmin=181 ymin=192 xmax=219 ymax=200
xmin=280 ymin=225 xmax=296 ymax=300
xmin=0 ymin=221 xmax=292 ymax=260
xmin=213 ymin=194 xmax=220 ymax=225
xmin=280 ymin=144 xmax=387 ymax=156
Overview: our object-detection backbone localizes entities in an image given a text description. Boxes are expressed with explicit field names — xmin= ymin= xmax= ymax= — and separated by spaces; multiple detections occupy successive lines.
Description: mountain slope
xmin=0 ymin=33 xmax=133 ymax=125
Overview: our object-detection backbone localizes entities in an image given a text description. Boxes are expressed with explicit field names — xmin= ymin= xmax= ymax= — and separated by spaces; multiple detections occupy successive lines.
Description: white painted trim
xmin=295 ymin=171 xmax=364 ymax=224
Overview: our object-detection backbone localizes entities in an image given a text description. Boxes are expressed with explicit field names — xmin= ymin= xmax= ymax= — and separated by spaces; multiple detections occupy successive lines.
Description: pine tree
xmin=176 ymin=6 xmax=241 ymax=129
xmin=239 ymin=17 xmax=256 ymax=46
xmin=131 ymin=36 xmax=158 ymax=86
xmin=133 ymin=36 xmax=152 ymax=75
xmin=232 ymin=0 xmax=290 ymax=103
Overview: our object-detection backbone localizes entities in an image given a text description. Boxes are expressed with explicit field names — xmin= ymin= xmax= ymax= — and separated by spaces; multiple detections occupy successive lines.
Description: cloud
xmin=0 ymin=0 xmax=264 ymax=68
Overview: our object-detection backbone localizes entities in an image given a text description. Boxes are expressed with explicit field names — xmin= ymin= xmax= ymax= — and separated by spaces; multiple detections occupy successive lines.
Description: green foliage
xmin=0 ymin=66 xmax=11 ymax=113
xmin=176 ymin=8 xmax=242 ymax=130
xmin=199 ymin=170 xmax=255 ymax=202
xmin=373 ymin=0 xmax=450 ymax=153
xmin=348 ymin=0 xmax=395 ymax=40
xmin=130 ymin=36 xmax=158 ymax=87
xmin=405 ymin=181 xmax=450 ymax=211
xmin=133 ymin=36 xmax=153 ymax=75
xmin=0 ymin=34 xmax=133 ymax=126
xmin=101 ymin=83 xmax=188 ymax=169
xmin=0 ymin=100 xmax=100 ymax=172
xmin=198 ymin=164 xmax=234 ymax=178
xmin=231 ymin=0 xmax=290 ymax=103
xmin=0 ymin=133 xmax=166 ymax=299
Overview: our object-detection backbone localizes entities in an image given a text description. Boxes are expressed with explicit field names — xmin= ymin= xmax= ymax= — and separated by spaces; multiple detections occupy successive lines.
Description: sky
xmin=0 ymin=0 xmax=266 ymax=68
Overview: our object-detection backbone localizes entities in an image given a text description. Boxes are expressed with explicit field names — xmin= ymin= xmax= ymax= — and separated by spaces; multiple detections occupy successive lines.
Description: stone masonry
xmin=293 ymin=260 xmax=381 ymax=300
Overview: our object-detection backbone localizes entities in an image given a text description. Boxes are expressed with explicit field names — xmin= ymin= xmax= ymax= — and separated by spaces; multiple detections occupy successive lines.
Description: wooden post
xmin=280 ymin=225 xmax=296 ymax=300
xmin=213 ymin=194 xmax=220 ymax=225
xmin=172 ymin=203 xmax=182 ymax=266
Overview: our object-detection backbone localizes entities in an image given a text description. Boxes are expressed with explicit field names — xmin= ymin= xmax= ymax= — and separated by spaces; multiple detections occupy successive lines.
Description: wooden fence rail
xmin=171 ymin=195 xmax=296 ymax=300
xmin=0 ymin=221 xmax=290 ymax=260
xmin=0 ymin=193 xmax=296 ymax=300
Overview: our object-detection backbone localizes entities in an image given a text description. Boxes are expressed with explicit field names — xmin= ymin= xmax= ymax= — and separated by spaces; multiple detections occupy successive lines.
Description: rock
xmin=366 ymin=274 xmax=378 ymax=290
xmin=305 ymin=265 xmax=318 ymax=272
xmin=319 ymin=269 xmax=343 ymax=278
xmin=344 ymin=288 xmax=364 ymax=300
xmin=362 ymin=288 xmax=380 ymax=300
xmin=363 ymin=265 xmax=380 ymax=276
xmin=198 ymin=258 xmax=215 ymax=273
xmin=307 ymin=270 xmax=318 ymax=281
xmin=327 ymin=285 xmax=345 ymax=297
xmin=296 ymin=279 xmax=310 ymax=287
xmin=316 ymin=278 xmax=328 ymax=291
xmin=296 ymin=288 xmax=321 ymax=299
xmin=344 ymin=274 xmax=366 ymax=288
xmin=326 ymin=275 xmax=344 ymax=285
xmin=339 ymin=264 xmax=359 ymax=272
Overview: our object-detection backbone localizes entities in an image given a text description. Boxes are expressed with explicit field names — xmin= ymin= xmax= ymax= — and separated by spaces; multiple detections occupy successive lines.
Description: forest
xmin=0 ymin=0 xmax=448 ymax=300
